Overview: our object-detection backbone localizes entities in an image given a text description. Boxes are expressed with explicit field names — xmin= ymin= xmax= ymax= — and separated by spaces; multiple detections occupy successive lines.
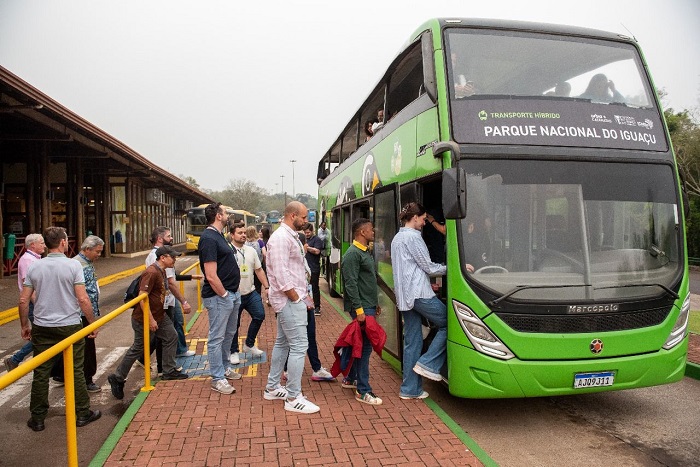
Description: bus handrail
xmin=0 ymin=293 xmax=153 ymax=467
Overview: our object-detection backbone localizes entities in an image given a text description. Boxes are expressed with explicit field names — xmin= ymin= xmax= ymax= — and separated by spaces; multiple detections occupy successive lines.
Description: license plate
xmin=573 ymin=371 xmax=615 ymax=389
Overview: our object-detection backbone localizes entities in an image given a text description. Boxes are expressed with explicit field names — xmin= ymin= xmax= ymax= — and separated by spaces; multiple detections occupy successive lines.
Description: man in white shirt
xmin=228 ymin=222 xmax=269 ymax=364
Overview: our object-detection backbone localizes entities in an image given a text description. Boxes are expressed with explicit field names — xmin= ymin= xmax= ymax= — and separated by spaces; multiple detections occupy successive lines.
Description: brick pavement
xmin=104 ymin=297 xmax=482 ymax=467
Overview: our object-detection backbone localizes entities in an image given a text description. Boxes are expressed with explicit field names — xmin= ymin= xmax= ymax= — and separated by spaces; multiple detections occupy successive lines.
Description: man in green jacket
xmin=341 ymin=218 xmax=382 ymax=405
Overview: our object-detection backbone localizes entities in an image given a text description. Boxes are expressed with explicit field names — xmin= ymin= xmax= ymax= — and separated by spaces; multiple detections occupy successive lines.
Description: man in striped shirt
xmin=262 ymin=201 xmax=320 ymax=414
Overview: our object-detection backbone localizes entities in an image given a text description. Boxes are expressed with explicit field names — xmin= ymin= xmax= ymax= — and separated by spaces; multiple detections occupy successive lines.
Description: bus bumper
xmin=446 ymin=336 xmax=688 ymax=398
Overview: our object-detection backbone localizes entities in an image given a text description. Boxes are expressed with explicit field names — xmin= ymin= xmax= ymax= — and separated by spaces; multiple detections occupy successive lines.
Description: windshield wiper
xmin=593 ymin=283 xmax=679 ymax=300
xmin=489 ymin=281 xmax=679 ymax=307
xmin=489 ymin=284 xmax=588 ymax=306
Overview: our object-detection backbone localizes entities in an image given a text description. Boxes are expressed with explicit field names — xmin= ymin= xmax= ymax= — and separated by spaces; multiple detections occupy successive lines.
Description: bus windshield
xmin=461 ymin=159 xmax=682 ymax=302
xmin=446 ymin=29 xmax=667 ymax=151
xmin=187 ymin=208 xmax=207 ymax=235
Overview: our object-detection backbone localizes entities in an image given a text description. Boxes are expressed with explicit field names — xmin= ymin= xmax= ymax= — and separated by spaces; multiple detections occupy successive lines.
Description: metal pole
xmin=289 ymin=159 xmax=297 ymax=198
xmin=280 ymin=175 xmax=285 ymax=209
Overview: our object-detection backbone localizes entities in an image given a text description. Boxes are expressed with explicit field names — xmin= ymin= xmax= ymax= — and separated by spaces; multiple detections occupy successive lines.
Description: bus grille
xmin=495 ymin=307 xmax=671 ymax=333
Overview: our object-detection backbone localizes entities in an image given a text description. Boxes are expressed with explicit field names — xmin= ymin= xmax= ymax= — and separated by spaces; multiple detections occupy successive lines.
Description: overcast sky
xmin=1 ymin=0 xmax=698 ymax=197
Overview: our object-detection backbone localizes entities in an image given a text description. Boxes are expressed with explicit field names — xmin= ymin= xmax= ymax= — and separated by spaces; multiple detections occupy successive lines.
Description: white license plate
xmin=573 ymin=371 xmax=615 ymax=389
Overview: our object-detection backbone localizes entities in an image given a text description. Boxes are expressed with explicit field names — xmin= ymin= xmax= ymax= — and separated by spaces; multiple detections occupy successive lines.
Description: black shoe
xmin=52 ymin=376 xmax=65 ymax=386
xmin=314 ymin=308 xmax=321 ymax=316
xmin=107 ymin=374 xmax=124 ymax=400
xmin=27 ymin=418 xmax=45 ymax=432
xmin=76 ymin=409 xmax=101 ymax=427
xmin=86 ymin=382 xmax=101 ymax=393
xmin=161 ymin=370 xmax=188 ymax=380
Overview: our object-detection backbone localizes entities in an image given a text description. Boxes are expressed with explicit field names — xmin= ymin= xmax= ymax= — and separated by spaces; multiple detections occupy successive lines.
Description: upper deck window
xmin=446 ymin=29 xmax=667 ymax=151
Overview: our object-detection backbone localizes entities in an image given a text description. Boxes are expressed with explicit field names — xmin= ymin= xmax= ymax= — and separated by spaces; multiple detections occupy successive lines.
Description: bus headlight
xmin=663 ymin=292 xmax=690 ymax=350
xmin=453 ymin=300 xmax=515 ymax=360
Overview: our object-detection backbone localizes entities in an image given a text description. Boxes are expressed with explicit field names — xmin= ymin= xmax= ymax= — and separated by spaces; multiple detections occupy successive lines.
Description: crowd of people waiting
xmin=7 ymin=199 xmax=451 ymax=426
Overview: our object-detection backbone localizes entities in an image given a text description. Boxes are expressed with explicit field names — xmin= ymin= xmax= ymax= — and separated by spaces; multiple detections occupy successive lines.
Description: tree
xmin=665 ymin=106 xmax=700 ymax=258
xmin=218 ymin=178 xmax=269 ymax=213
xmin=665 ymin=109 xmax=700 ymax=196
xmin=178 ymin=174 xmax=200 ymax=189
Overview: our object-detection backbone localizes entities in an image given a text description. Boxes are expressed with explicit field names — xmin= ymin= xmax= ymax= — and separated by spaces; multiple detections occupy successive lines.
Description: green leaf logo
xmin=478 ymin=110 xmax=487 ymax=121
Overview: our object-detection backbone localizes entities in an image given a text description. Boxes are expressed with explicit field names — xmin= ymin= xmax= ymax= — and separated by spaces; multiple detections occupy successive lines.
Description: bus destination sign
xmin=452 ymin=99 xmax=668 ymax=152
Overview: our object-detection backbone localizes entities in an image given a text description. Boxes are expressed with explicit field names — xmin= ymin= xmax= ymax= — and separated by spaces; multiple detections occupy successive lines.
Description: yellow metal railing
xmin=179 ymin=261 xmax=203 ymax=313
xmin=0 ymin=293 xmax=152 ymax=467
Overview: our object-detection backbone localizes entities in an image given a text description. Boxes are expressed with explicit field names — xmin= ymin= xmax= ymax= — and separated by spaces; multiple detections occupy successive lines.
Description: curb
xmin=685 ymin=361 xmax=700 ymax=381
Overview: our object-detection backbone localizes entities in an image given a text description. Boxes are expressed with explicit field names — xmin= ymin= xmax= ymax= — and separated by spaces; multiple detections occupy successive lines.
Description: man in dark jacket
xmin=341 ymin=218 xmax=382 ymax=405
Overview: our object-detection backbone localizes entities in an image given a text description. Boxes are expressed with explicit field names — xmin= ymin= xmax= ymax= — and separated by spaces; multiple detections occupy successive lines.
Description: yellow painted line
xmin=0 ymin=264 xmax=145 ymax=325
xmin=97 ymin=264 xmax=145 ymax=287
xmin=196 ymin=336 xmax=260 ymax=377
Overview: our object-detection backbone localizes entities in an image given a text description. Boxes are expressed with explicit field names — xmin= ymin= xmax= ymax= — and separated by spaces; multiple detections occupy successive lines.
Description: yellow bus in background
xmin=185 ymin=205 xmax=256 ymax=251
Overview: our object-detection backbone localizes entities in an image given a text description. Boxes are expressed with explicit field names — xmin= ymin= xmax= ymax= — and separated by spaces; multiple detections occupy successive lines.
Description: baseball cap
xmin=155 ymin=245 xmax=181 ymax=259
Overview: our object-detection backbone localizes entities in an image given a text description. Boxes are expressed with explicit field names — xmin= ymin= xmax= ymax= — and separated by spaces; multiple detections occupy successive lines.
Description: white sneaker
xmin=356 ymin=391 xmax=383 ymax=405
xmin=284 ymin=394 xmax=320 ymax=414
xmin=311 ymin=367 xmax=335 ymax=381
xmin=224 ymin=368 xmax=242 ymax=380
xmin=211 ymin=379 xmax=235 ymax=394
xmin=242 ymin=344 xmax=264 ymax=356
xmin=400 ymin=390 xmax=429 ymax=400
xmin=177 ymin=350 xmax=196 ymax=357
xmin=413 ymin=364 xmax=442 ymax=382
xmin=263 ymin=385 xmax=288 ymax=400
xmin=229 ymin=352 xmax=240 ymax=365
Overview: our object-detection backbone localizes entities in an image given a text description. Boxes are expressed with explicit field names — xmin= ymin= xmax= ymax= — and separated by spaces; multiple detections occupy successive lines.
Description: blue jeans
xmin=12 ymin=302 xmax=34 ymax=365
xmin=283 ymin=307 xmax=321 ymax=372
xmin=203 ymin=291 xmax=241 ymax=382
xmin=400 ymin=297 xmax=447 ymax=398
xmin=266 ymin=300 xmax=308 ymax=399
xmin=231 ymin=291 xmax=266 ymax=352
xmin=348 ymin=308 xmax=376 ymax=395
xmin=173 ymin=301 xmax=188 ymax=355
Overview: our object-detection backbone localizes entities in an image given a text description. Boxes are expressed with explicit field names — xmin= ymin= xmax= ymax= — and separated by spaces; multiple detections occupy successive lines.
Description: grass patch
xmin=689 ymin=310 xmax=700 ymax=334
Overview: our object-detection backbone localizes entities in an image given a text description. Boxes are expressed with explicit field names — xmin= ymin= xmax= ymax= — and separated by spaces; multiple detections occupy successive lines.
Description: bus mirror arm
xmin=433 ymin=141 xmax=460 ymax=162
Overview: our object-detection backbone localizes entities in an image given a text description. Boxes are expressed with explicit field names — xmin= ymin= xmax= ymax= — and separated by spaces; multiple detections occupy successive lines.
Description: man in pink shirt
xmin=262 ymin=201 xmax=320 ymax=414
xmin=4 ymin=233 xmax=45 ymax=372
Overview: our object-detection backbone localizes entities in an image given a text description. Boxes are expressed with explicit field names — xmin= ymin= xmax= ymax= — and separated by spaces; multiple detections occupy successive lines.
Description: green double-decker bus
xmin=316 ymin=18 xmax=691 ymax=398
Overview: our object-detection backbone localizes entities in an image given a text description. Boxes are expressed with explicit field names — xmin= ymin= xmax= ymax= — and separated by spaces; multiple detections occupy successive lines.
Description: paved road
xmin=690 ymin=268 xmax=699 ymax=295
xmin=424 ymin=377 xmax=700 ymax=466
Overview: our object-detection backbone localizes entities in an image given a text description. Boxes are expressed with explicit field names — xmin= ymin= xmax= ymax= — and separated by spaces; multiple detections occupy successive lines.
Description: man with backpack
xmin=108 ymin=245 xmax=188 ymax=400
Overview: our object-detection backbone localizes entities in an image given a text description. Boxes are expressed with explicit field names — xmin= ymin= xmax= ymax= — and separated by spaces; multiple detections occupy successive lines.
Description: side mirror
xmin=421 ymin=32 xmax=437 ymax=103
xmin=442 ymin=167 xmax=467 ymax=219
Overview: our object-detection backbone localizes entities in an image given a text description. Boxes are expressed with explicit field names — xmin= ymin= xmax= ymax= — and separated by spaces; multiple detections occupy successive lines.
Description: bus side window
xmin=387 ymin=43 xmax=424 ymax=118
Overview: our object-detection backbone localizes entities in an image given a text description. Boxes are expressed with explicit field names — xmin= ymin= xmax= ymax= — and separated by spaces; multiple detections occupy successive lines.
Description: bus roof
xmin=413 ymin=18 xmax=633 ymax=44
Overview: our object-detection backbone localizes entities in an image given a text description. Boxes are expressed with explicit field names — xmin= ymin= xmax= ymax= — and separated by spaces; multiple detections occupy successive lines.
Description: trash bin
xmin=3 ymin=233 xmax=16 ymax=260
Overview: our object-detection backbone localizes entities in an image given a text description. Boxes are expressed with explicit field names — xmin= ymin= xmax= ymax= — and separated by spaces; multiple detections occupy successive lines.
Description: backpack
xmin=124 ymin=274 xmax=143 ymax=304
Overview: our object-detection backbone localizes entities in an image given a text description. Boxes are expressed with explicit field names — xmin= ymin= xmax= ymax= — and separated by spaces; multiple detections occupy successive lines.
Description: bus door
xmin=329 ymin=205 xmax=350 ymax=296
xmin=373 ymin=184 xmax=401 ymax=359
